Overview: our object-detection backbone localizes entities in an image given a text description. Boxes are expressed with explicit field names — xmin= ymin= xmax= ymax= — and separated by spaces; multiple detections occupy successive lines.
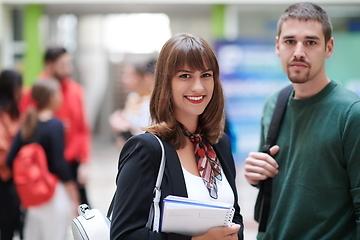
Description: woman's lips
xmin=185 ymin=95 xmax=205 ymax=104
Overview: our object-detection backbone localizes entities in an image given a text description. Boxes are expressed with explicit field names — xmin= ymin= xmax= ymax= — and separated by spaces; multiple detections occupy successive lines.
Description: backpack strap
xmin=254 ymin=84 xmax=293 ymax=232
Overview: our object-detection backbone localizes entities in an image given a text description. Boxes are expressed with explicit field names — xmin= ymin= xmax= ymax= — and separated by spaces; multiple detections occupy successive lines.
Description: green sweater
xmin=257 ymin=81 xmax=360 ymax=240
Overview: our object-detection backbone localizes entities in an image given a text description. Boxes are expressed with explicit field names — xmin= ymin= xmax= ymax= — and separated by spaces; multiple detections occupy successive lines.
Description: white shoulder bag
xmin=71 ymin=134 xmax=166 ymax=240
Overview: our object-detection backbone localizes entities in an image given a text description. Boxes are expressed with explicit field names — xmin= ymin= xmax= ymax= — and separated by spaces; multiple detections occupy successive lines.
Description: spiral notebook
xmin=160 ymin=195 xmax=235 ymax=237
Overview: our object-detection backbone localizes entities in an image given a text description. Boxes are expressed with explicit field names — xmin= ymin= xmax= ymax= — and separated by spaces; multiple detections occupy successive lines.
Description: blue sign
xmin=215 ymin=40 xmax=289 ymax=162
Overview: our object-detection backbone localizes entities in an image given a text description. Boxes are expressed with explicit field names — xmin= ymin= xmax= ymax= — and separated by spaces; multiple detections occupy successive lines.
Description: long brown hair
xmin=145 ymin=33 xmax=225 ymax=149
xmin=21 ymin=79 xmax=60 ymax=141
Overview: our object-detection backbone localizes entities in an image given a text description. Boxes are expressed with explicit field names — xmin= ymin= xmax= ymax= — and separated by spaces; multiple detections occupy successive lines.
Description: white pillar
xmin=0 ymin=4 xmax=15 ymax=69
xmin=76 ymin=15 xmax=110 ymax=137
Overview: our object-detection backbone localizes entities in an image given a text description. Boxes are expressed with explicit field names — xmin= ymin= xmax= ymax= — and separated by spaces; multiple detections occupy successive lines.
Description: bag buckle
xmin=78 ymin=204 xmax=95 ymax=220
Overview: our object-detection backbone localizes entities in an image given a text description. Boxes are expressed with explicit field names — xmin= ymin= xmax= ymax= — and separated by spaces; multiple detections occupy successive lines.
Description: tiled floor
xmin=86 ymin=137 xmax=259 ymax=239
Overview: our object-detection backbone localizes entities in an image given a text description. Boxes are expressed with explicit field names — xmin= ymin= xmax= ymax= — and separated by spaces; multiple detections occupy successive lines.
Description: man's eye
xmin=307 ymin=41 xmax=316 ymax=45
xmin=285 ymin=40 xmax=295 ymax=44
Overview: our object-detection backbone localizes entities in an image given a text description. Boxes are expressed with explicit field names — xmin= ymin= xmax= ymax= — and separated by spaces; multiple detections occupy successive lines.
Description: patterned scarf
xmin=180 ymin=123 xmax=222 ymax=199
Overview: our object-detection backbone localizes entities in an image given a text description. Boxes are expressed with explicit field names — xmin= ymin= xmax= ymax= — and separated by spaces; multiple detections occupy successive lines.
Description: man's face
xmin=276 ymin=18 xmax=333 ymax=84
xmin=48 ymin=53 xmax=73 ymax=81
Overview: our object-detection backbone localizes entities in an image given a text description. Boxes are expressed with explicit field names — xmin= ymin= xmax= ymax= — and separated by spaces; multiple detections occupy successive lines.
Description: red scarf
xmin=181 ymin=123 xmax=222 ymax=199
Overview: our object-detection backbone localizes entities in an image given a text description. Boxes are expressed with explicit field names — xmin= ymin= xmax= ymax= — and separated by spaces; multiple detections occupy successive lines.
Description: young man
xmin=19 ymin=47 xmax=92 ymax=205
xmin=244 ymin=2 xmax=360 ymax=239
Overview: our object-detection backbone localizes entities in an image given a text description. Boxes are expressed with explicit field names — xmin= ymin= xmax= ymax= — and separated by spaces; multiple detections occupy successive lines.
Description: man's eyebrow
xmin=305 ymin=36 xmax=320 ymax=40
xmin=282 ymin=35 xmax=294 ymax=39
xmin=282 ymin=35 xmax=320 ymax=40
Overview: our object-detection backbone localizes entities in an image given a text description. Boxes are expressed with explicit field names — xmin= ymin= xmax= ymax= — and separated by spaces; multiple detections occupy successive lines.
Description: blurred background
xmin=0 ymin=0 xmax=359 ymax=239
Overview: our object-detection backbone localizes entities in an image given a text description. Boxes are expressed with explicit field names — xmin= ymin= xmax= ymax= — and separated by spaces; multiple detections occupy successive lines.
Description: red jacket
xmin=19 ymin=76 xmax=91 ymax=164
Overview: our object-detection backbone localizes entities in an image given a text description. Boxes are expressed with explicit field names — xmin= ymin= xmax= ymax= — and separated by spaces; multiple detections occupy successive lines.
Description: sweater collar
xmin=289 ymin=81 xmax=337 ymax=108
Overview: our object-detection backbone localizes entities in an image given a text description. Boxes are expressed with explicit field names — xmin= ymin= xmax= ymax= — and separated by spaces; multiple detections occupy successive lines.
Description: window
xmin=103 ymin=13 xmax=171 ymax=54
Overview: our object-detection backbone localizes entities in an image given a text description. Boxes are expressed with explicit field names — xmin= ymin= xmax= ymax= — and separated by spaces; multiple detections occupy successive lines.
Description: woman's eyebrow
xmin=177 ymin=69 xmax=212 ymax=74
xmin=177 ymin=70 xmax=193 ymax=73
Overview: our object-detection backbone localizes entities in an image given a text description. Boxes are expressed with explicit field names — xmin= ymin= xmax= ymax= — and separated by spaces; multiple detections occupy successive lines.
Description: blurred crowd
xmin=0 ymin=47 xmax=155 ymax=240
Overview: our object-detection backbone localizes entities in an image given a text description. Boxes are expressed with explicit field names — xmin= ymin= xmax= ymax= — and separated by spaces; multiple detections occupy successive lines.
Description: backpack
xmin=254 ymin=84 xmax=293 ymax=232
xmin=13 ymin=142 xmax=58 ymax=208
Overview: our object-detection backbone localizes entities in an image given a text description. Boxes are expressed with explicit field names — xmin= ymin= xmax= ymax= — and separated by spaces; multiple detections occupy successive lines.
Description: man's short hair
xmin=277 ymin=2 xmax=333 ymax=43
xmin=44 ymin=47 xmax=67 ymax=63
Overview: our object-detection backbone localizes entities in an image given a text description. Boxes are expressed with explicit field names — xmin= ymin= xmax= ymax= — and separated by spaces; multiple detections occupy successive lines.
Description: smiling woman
xmin=110 ymin=33 xmax=244 ymax=240
xmin=147 ymin=33 xmax=224 ymax=149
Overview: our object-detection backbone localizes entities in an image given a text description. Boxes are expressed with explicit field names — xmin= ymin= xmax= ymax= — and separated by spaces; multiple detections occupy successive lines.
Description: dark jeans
xmin=69 ymin=161 xmax=90 ymax=206
xmin=0 ymin=179 xmax=23 ymax=240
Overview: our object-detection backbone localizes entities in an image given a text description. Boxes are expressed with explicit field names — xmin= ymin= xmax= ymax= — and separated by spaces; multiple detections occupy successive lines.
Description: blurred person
xmin=109 ymin=59 xmax=156 ymax=148
xmin=19 ymin=47 xmax=92 ymax=205
xmin=0 ymin=70 xmax=23 ymax=240
xmin=7 ymin=79 xmax=80 ymax=240
xmin=110 ymin=33 xmax=243 ymax=240
xmin=244 ymin=2 xmax=360 ymax=239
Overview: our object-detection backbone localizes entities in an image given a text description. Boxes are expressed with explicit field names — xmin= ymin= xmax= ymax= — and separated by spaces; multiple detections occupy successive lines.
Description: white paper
xmin=160 ymin=195 xmax=235 ymax=237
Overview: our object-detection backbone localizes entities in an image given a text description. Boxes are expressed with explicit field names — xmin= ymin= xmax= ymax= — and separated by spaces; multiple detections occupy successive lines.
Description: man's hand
xmin=244 ymin=145 xmax=280 ymax=185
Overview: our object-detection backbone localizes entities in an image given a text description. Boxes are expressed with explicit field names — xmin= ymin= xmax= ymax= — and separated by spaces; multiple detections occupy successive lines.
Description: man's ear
xmin=325 ymin=37 xmax=334 ymax=59
xmin=275 ymin=36 xmax=280 ymax=57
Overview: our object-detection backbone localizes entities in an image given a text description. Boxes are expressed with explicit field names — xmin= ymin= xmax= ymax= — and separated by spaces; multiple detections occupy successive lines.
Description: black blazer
xmin=110 ymin=132 xmax=244 ymax=240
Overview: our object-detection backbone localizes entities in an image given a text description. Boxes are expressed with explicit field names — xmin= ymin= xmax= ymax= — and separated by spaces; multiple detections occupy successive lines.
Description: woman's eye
xmin=179 ymin=74 xmax=190 ymax=78
xmin=202 ymin=73 xmax=212 ymax=78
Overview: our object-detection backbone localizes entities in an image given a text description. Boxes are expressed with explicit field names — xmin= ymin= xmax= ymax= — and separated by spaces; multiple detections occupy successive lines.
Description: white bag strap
xmin=143 ymin=134 xmax=166 ymax=232
xmin=108 ymin=134 xmax=165 ymax=231
xmin=151 ymin=134 xmax=165 ymax=232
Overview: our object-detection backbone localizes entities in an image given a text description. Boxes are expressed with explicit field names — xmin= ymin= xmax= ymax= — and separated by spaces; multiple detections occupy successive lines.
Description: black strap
xmin=254 ymin=84 xmax=293 ymax=232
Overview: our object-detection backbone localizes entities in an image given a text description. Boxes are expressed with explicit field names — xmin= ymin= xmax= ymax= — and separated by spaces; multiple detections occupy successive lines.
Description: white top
xmin=181 ymin=166 xmax=235 ymax=205
xmin=123 ymin=92 xmax=151 ymax=135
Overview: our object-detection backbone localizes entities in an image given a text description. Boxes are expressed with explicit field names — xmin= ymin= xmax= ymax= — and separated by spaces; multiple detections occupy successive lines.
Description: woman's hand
xmin=192 ymin=223 xmax=240 ymax=240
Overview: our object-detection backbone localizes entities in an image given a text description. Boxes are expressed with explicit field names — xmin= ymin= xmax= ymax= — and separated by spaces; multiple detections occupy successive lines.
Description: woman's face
xmin=122 ymin=65 xmax=142 ymax=93
xmin=171 ymin=63 xmax=214 ymax=124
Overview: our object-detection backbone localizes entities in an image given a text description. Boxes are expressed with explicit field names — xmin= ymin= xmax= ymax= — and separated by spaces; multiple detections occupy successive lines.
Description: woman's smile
xmin=185 ymin=95 xmax=205 ymax=104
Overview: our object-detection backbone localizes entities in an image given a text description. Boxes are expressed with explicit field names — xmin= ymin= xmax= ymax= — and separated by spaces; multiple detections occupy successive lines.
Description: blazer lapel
xmin=213 ymin=143 xmax=237 ymax=195
xmin=162 ymin=140 xmax=188 ymax=198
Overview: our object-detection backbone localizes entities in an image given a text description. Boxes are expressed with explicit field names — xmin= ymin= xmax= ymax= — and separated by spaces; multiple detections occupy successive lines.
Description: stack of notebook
xmin=160 ymin=195 xmax=235 ymax=237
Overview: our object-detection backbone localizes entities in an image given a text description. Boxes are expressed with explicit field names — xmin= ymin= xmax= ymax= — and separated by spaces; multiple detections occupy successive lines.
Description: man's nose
xmin=293 ymin=42 xmax=306 ymax=60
